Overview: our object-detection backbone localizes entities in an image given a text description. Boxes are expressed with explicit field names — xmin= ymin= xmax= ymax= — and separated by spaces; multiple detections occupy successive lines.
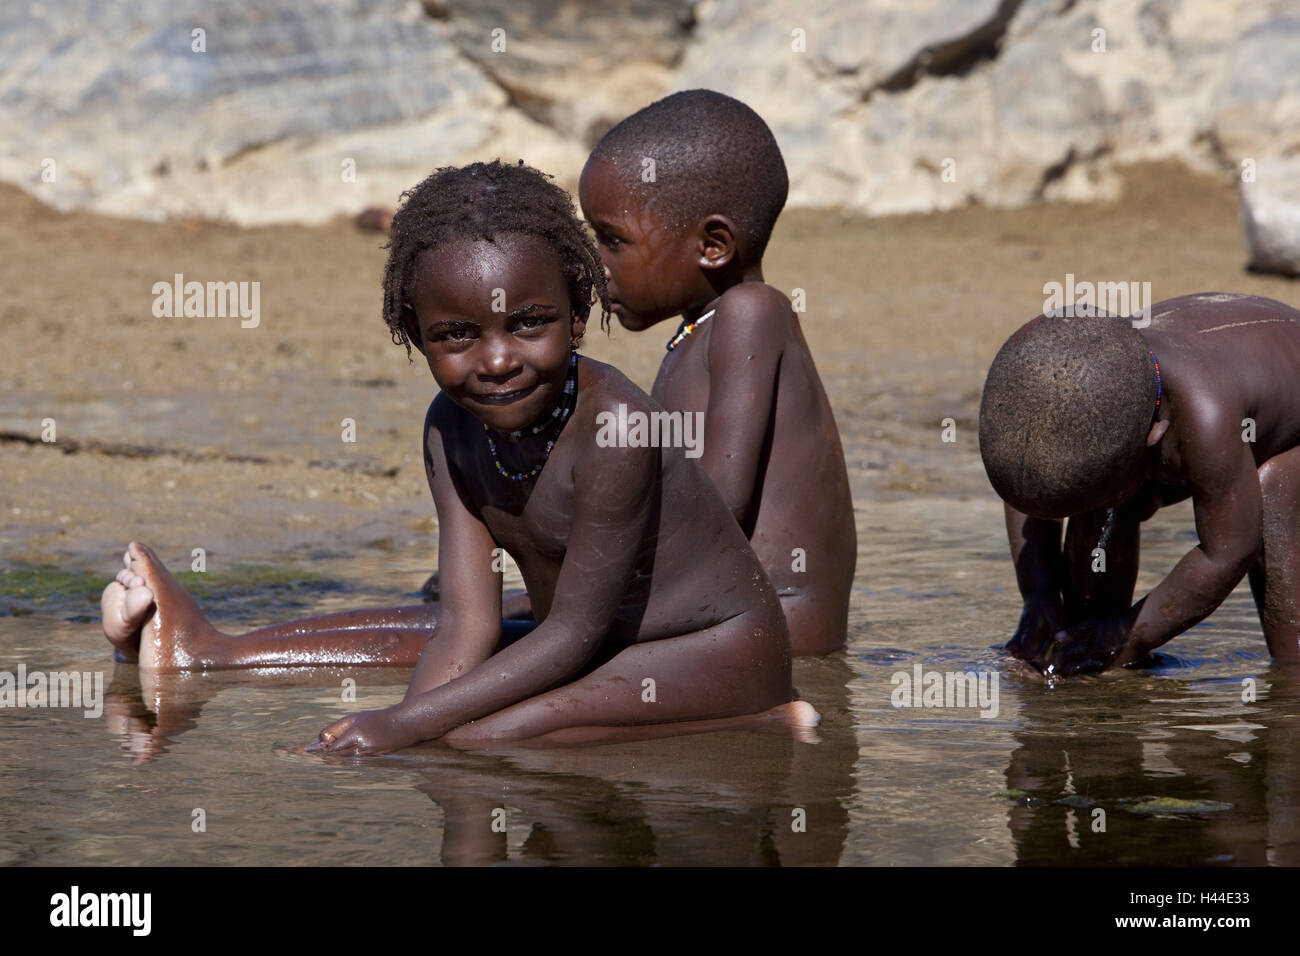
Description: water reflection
xmin=2 ymin=489 xmax=1293 ymax=865
xmin=90 ymin=648 xmax=858 ymax=865
xmin=1003 ymin=665 xmax=1300 ymax=866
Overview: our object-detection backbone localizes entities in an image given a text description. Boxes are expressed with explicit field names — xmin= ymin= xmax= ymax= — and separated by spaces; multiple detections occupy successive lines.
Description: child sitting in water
xmin=576 ymin=89 xmax=857 ymax=656
xmin=978 ymin=294 xmax=1300 ymax=678
xmin=101 ymin=160 xmax=811 ymax=752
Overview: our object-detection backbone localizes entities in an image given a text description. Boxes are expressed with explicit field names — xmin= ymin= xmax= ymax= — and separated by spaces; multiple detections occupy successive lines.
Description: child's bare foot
xmin=100 ymin=548 xmax=156 ymax=662
xmin=101 ymin=542 xmax=223 ymax=672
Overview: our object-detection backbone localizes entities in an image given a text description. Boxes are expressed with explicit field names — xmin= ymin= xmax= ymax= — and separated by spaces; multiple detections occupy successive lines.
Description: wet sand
xmin=2 ymin=162 xmax=1298 ymax=865
xmin=3 ymin=162 xmax=1294 ymax=566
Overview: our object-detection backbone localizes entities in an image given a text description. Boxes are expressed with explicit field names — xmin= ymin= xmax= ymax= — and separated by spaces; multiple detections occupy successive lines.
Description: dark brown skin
xmin=316 ymin=233 xmax=801 ymax=752
xmin=577 ymin=155 xmax=856 ymax=655
xmin=1004 ymin=294 xmax=1300 ymax=677
xmin=99 ymin=232 xmax=808 ymax=753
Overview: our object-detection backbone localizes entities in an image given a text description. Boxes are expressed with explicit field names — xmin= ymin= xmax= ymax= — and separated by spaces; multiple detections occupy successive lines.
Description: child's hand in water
xmin=1006 ymin=596 xmax=1065 ymax=670
xmin=316 ymin=706 xmax=421 ymax=755
xmin=1041 ymin=615 xmax=1137 ymax=678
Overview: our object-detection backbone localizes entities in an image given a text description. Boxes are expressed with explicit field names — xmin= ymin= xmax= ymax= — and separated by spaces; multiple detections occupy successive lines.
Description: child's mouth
xmin=470 ymin=384 xmax=538 ymax=405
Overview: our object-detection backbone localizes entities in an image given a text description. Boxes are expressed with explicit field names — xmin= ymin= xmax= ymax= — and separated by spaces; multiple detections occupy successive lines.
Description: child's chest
xmin=651 ymin=334 xmax=711 ymax=412
xmin=460 ymin=448 xmax=576 ymax=562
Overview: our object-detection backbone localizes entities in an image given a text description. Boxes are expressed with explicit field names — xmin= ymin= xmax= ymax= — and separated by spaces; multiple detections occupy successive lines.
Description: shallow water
xmin=2 ymin=494 xmax=1294 ymax=866
xmin=4 ymin=171 xmax=1298 ymax=866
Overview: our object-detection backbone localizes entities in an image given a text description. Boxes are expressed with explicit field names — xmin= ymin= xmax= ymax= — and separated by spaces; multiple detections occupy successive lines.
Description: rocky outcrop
xmin=1241 ymin=158 xmax=1300 ymax=276
xmin=0 ymin=0 xmax=581 ymax=224
xmin=2 ymin=0 xmax=1298 ymax=227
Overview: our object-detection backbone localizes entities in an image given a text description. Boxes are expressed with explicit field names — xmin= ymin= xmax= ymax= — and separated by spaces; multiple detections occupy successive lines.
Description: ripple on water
xmin=1 ymin=498 xmax=1294 ymax=864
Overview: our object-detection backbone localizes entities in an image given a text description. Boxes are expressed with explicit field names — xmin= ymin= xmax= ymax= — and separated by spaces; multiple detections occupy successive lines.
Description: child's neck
xmin=494 ymin=351 xmax=579 ymax=444
xmin=686 ymin=265 xmax=766 ymax=322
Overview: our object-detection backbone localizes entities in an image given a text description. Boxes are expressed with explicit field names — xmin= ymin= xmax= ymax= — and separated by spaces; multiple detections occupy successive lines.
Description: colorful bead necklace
xmin=483 ymin=351 xmax=578 ymax=481
xmin=509 ymin=349 xmax=578 ymax=437
xmin=665 ymin=309 xmax=717 ymax=352
xmin=1149 ymin=349 xmax=1162 ymax=415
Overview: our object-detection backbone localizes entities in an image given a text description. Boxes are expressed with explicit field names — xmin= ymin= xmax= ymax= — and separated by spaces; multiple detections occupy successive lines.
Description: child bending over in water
xmin=101 ymin=160 xmax=811 ymax=752
xmin=575 ymin=89 xmax=856 ymax=656
xmin=979 ymin=294 xmax=1300 ymax=678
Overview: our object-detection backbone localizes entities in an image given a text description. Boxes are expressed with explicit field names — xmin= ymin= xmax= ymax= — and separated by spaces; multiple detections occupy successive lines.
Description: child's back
xmin=980 ymin=293 xmax=1300 ymax=675
xmin=580 ymin=89 xmax=856 ymax=655
xmin=650 ymin=281 xmax=856 ymax=655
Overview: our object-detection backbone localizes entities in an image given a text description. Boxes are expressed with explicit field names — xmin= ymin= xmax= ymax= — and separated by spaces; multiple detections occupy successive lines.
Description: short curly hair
xmin=979 ymin=313 xmax=1160 ymax=518
xmin=382 ymin=159 xmax=609 ymax=358
xmin=589 ymin=89 xmax=789 ymax=263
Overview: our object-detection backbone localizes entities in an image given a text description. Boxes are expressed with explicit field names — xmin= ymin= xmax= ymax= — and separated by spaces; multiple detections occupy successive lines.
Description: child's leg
xmin=443 ymin=606 xmax=813 ymax=746
xmin=780 ymin=592 xmax=847 ymax=657
xmin=1062 ymin=507 xmax=1140 ymax=624
xmin=1249 ymin=446 xmax=1300 ymax=662
xmin=101 ymin=542 xmax=439 ymax=672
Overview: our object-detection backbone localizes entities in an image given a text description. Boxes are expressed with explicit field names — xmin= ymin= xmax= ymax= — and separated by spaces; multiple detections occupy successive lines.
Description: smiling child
xmin=100 ymin=160 xmax=812 ymax=752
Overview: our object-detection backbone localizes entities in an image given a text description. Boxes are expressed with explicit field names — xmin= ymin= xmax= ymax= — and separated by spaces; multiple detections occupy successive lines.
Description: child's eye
xmin=431 ymin=325 xmax=476 ymax=342
xmin=598 ymin=231 xmax=622 ymax=250
xmin=509 ymin=308 xmax=556 ymax=333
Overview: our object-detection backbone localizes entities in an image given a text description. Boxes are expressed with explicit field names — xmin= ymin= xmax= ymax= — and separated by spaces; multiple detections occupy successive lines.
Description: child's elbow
xmin=1203 ymin=537 xmax=1259 ymax=586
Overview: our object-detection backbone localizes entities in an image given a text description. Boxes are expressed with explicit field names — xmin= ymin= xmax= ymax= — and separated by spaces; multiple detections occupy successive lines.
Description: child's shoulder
xmin=577 ymin=355 xmax=658 ymax=414
xmin=1150 ymin=294 xmax=1300 ymax=387
xmin=1154 ymin=293 xmax=1300 ymax=341
xmin=715 ymin=281 xmax=794 ymax=321
xmin=706 ymin=282 xmax=797 ymax=351
xmin=423 ymin=390 xmax=468 ymax=438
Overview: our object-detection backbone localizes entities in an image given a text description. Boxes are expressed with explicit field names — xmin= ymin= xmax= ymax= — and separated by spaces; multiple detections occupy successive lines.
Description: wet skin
xmin=1003 ymin=294 xmax=1300 ymax=676
xmin=578 ymin=155 xmax=856 ymax=656
xmin=317 ymin=233 xmax=801 ymax=752
xmin=100 ymin=233 xmax=810 ymax=753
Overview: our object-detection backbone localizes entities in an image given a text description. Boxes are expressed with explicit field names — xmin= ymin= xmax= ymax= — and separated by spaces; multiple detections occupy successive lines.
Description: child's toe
xmin=101 ymin=580 xmax=124 ymax=612
xmin=123 ymin=586 xmax=155 ymax=622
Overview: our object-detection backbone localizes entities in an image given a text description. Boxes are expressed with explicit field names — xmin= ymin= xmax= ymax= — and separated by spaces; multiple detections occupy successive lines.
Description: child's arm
xmin=403 ymin=404 xmax=504 ymax=699
xmin=1004 ymin=504 xmax=1066 ymax=667
xmin=323 ymin=426 xmax=658 ymax=753
xmin=1050 ymin=417 xmax=1262 ymax=674
xmin=316 ymin=402 xmax=502 ymax=752
xmin=698 ymin=284 xmax=787 ymax=528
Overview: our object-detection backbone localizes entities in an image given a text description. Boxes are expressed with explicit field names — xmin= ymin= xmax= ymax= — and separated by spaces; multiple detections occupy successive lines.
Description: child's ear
xmin=1146 ymin=419 xmax=1170 ymax=446
xmin=697 ymin=215 xmax=737 ymax=271
xmin=570 ymin=311 xmax=588 ymax=346
xmin=402 ymin=303 xmax=423 ymax=348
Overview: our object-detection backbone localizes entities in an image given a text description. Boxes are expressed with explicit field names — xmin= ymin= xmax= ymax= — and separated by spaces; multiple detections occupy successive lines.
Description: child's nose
xmin=479 ymin=334 xmax=519 ymax=376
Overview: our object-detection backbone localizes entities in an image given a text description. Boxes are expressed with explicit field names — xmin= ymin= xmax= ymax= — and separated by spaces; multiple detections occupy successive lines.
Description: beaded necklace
xmin=483 ymin=350 xmax=578 ymax=481
xmin=665 ymin=309 xmax=717 ymax=352
xmin=1149 ymin=349 xmax=1162 ymax=415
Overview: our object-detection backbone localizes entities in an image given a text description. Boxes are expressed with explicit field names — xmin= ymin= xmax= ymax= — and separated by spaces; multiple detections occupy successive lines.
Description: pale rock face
xmin=1240 ymin=158 xmax=1300 ymax=276
xmin=432 ymin=0 xmax=693 ymax=147
xmin=1 ymin=0 xmax=1298 ymax=230
xmin=1211 ymin=16 xmax=1300 ymax=163
xmin=0 ymin=0 xmax=518 ymax=224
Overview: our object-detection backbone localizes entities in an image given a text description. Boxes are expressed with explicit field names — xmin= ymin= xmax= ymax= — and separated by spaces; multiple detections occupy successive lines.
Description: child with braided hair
xmin=101 ymin=160 xmax=812 ymax=752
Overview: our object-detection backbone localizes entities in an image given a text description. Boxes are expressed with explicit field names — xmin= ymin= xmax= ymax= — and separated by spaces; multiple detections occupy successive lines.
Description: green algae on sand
xmin=0 ymin=563 xmax=338 ymax=617
xmin=0 ymin=567 xmax=106 ymax=615
xmin=1125 ymin=797 xmax=1234 ymax=815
